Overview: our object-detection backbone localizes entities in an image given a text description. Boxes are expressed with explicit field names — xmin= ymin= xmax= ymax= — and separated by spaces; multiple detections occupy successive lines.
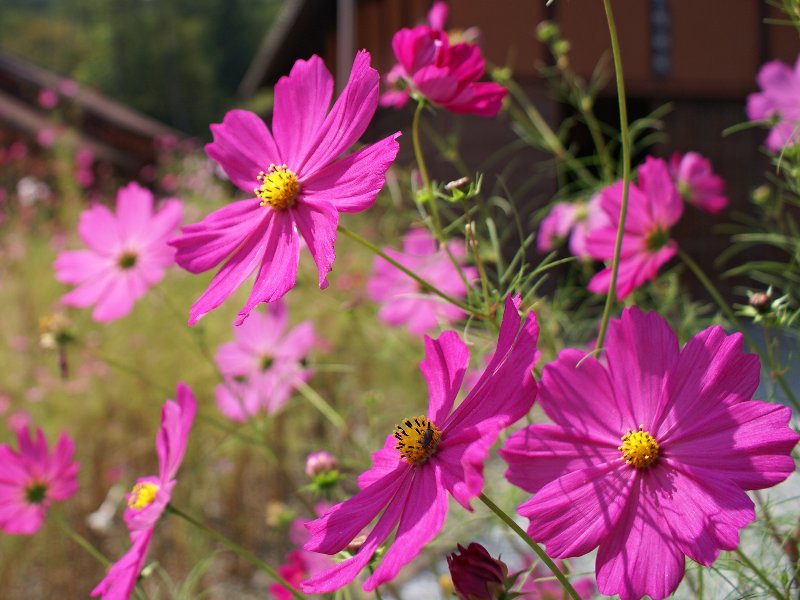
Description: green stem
xmin=411 ymin=100 xmax=473 ymax=293
xmin=55 ymin=514 xmax=109 ymax=567
xmin=678 ymin=249 xmax=800 ymax=413
xmin=479 ymin=493 xmax=580 ymax=600
xmin=595 ymin=0 xmax=633 ymax=352
xmin=412 ymin=101 xmax=431 ymax=192
xmin=295 ymin=380 xmax=346 ymax=430
xmin=338 ymin=225 xmax=489 ymax=320
xmin=581 ymin=101 xmax=614 ymax=180
xmin=503 ymin=80 xmax=598 ymax=187
xmin=368 ymin=566 xmax=384 ymax=600
xmin=735 ymin=547 xmax=787 ymax=600
xmin=166 ymin=504 xmax=306 ymax=600
xmin=465 ymin=212 xmax=492 ymax=309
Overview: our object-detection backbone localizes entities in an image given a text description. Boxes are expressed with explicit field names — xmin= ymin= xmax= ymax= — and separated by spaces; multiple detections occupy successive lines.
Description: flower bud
xmin=447 ymin=542 xmax=509 ymax=600
xmin=749 ymin=291 xmax=771 ymax=311
xmin=305 ymin=451 xmax=337 ymax=478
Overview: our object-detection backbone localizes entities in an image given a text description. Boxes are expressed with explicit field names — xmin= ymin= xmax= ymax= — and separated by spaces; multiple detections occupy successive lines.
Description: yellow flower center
xmin=254 ymin=164 xmax=299 ymax=210
xmin=127 ymin=482 xmax=159 ymax=510
xmin=394 ymin=415 xmax=441 ymax=464
xmin=618 ymin=425 xmax=660 ymax=469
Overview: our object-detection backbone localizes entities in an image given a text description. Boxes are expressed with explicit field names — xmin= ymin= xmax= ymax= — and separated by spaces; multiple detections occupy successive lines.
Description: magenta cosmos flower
xmin=586 ymin=157 xmax=683 ymax=300
xmin=380 ymin=18 xmax=506 ymax=116
xmin=367 ymin=228 xmax=476 ymax=335
xmin=214 ymin=301 xmax=316 ymax=420
xmin=537 ymin=194 xmax=609 ymax=260
xmin=500 ymin=307 xmax=799 ymax=600
xmin=301 ymin=295 xmax=538 ymax=593
xmin=669 ymin=151 xmax=728 ymax=214
xmin=92 ymin=383 xmax=196 ymax=600
xmin=170 ymin=51 xmax=400 ymax=326
xmin=0 ymin=427 xmax=78 ymax=535
xmin=747 ymin=55 xmax=800 ymax=151
xmin=54 ymin=182 xmax=183 ymax=322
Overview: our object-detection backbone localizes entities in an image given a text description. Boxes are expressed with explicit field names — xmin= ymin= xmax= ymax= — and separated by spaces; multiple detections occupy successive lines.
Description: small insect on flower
xmin=421 ymin=424 xmax=435 ymax=448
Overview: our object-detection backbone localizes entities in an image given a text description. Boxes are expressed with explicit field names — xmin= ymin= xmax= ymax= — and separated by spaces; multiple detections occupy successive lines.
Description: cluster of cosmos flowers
xmin=5 ymin=3 xmax=800 ymax=600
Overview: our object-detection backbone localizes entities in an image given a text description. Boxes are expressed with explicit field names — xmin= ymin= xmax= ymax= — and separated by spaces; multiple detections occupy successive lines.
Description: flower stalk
xmin=595 ymin=0 xmax=632 ymax=352
xmin=338 ymin=224 xmax=489 ymax=320
xmin=478 ymin=493 xmax=580 ymax=600
xmin=166 ymin=504 xmax=306 ymax=600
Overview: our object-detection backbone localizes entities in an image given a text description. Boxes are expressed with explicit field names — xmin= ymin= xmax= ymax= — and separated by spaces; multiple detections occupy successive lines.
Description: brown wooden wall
xmin=340 ymin=0 xmax=799 ymax=99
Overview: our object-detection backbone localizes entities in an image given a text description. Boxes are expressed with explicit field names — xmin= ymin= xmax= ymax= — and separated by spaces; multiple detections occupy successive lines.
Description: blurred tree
xmin=0 ymin=0 xmax=282 ymax=134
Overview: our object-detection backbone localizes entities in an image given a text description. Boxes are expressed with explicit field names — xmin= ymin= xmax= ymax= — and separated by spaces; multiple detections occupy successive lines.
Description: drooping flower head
xmin=367 ymin=228 xmax=476 ymax=335
xmin=0 ymin=427 xmax=78 ymax=535
xmin=747 ymin=55 xmax=800 ymax=151
xmin=170 ymin=52 xmax=400 ymax=325
xmin=537 ymin=194 xmax=609 ymax=260
xmin=586 ymin=157 xmax=683 ymax=299
xmin=380 ymin=14 xmax=506 ymax=116
xmin=501 ymin=308 xmax=799 ymax=600
xmin=54 ymin=182 xmax=183 ymax=322
xmin=447 ymin=542 xmax=509 ymax=600
xmin=92 ymin=383 xmax=196 ymax=599
xmin=669 ymin=151 xmax=728 ymax=214
xmin=302 ymin=295 xmax=538 ymax=593
xmin=214 ymin=301 xmax=316 ymax=420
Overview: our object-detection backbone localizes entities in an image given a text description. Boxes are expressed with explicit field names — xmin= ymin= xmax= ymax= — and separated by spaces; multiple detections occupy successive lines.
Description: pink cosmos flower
xmin=54 ymin=182 xmax=183 ymax=322
xmin=500 ymin=307 xmax=799 ymax=600
xmin=170 ymin=51 xmax=400 ymax=326
xmin=367 ymin=228 xmax=476 ymax=335
xmin=669 ymin=152 xmax=728 ymax=214
xmin=747 ymin=55 xmax=800 ymax=151
xmin=301 ymin=295 xmax=539 ymax=593
xmin=0 ymin=427 xmax=78 ymax=535
xmin=37 ymin=89 xmax=59 ymax=110
xmin=537 ymin=194 xmax=609 ymax=259
xmin=214 ymin=301 xmax=315 ymax=420
xmin=92 ymin=383 xmax=196 ymax=599
xmin=585 ymin=157 xmax=683 ymax=300
xmin=380 ymin=18 xmax=506 ymax=116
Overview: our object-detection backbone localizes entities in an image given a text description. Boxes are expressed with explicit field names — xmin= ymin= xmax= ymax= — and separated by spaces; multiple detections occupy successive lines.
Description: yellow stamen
xmin=618 ymin=424 xmax=660 ymax=469
xmin=394 ymin=415 xmax=441 ymax=465
xmin=127 ymin=482 xmax=159 ymax=510
xmin=254 ymin=164 xmax=299 ymax=210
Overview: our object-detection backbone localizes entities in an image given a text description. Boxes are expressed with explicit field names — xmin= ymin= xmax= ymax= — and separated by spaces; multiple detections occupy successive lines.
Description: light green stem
xmin=678 ymin=249 xmax=800 ymax=413
xmin=479 ymin=493 xmax=580 ymax=600
xmin=166 ymin=504 xmax=306 ymax=600
xmin=55 ymin=515 xmax=109 ymax=567
xmin=411 ymin=100 xmax=473 ymax=292
xmin=735 ymin=547 xmax=787 ymax=600
xmin=337 ymin=225 xmax=489 ymax=320
xmin=595 ymin=0 xmax=632 ymax=352
xmin=503 ymin=78 xmax=598 ymax=186
xmin=295 ymin=380 xmax=346 ymax=430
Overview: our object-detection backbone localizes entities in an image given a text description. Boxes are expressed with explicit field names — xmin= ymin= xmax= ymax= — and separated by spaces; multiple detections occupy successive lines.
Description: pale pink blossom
xmin=367 ymin=228 xmax=476 ymax=335
xmin=586 ymin=157 xmax=683 ymax=299
xmin=54 ymin=182 xmax=183 ymax=322
xmin=214 ymin=301 xmax=316 ymax=420
xmin=747 ymin=55 xmax=800 ymax=151
xmin=669 ymin=152 xmax=728 ymax=214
